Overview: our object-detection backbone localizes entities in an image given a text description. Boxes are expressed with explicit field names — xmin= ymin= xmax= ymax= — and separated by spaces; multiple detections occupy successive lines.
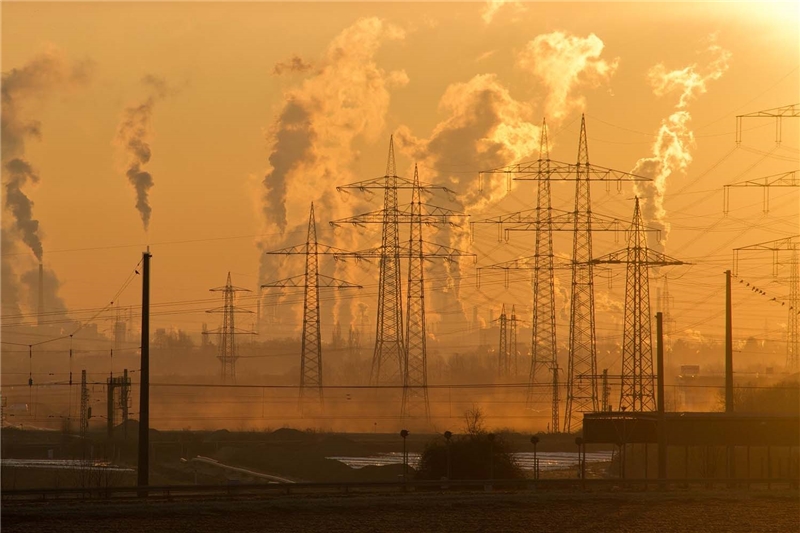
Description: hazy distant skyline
xmin=2 ymin=2 xmax=798 ymax=371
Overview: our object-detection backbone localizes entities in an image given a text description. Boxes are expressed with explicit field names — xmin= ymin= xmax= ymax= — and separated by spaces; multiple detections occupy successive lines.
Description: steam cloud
xmin=116 ymin=75 xmax=170 ymax=231
xmin=397 ymin=73 xmax=541 ymax=330
xmin=259 ymin=17 xmax=408 ymax=332
xmin=633 ymin=40 xmax=731 ymax=249
xmin=1 ymin=49 xmax=91 ymax=260
xmin=482 ymin=0 xmax=525 ymax=24
xmin=517 ymin=31 xmax=619 ymax=120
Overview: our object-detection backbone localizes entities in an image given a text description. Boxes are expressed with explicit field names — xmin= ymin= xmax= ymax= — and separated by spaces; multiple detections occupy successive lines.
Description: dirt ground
xmin=3 ymin=490 xmax=798 ymax=533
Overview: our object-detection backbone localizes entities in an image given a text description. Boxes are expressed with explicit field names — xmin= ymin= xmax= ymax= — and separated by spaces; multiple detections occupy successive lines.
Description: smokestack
xmin=37 ymin=262 xmax=44 ymax=326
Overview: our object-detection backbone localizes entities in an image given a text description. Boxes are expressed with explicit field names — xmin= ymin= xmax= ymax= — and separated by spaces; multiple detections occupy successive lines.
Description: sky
xmin=1 ymin=1 xmax=798 ymax=375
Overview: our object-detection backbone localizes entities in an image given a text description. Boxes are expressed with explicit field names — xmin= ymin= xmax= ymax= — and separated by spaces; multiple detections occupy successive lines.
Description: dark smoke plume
xmin=116 ymin=75 xmax=170 ymax=231
xmin=1 ymin=50 xmax=92 ymax=260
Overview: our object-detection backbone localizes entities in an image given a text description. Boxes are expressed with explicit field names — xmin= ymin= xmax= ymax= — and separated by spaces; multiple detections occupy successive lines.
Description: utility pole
xmin=205 ymin=273 xmax=256 ymax=382
xmin=80 ymin=369 xmax=89 ymax=438
xmin=478 ymin=115 xmax=652 ymax=432
xmin=656 ymin=311 xmax=666 ymax=484
xmin=592 ymin=197 xmax=686 ymax=412
xmin=263 ymin=203 xmax=361 ymax=410
xmin=138 ymin=248 xmax=151 ymax=491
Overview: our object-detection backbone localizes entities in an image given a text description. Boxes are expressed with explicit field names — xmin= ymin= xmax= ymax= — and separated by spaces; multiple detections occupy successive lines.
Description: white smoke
xmin=633 ymin=39 xmax=731 ymax=249
xmin=396 ymin=73 xmax=541 ymax=332
xmin=517 ymin=31 xmax=619 ymax=120
xmin=258 ymin=17 xmax=408 ymax=334
xmin=482 ymin=0 xmax=526 ymax=24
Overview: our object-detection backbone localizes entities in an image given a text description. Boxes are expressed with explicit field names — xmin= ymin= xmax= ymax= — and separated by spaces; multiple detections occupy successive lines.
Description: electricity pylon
xmin=510 ymin=305 xmax=518 ymax=375
xmin=333 ymin=163 xmax=473 ymax=418
xmin=332 ymin=140 xmax=460 ymax=364
xmin=723 ymin=170 xmax=799 ymax=214
xmin=205 ymin=273 xmax=255 ymax=382
xmin=80 ymin=369 xmax=89 ymax=438
xmin=498 ymin=304 xmax=509 ymax=377
xmin=592 ymin=197 xmax=686 ymax=411
xmin=733 ymin=235 xmax=800 ymax=372
xmin=736 ymin=104 xmax=799 ymax=144
xmin=478 ymin=115 xmax=651 ymax=432
xmin=263 ymin=203 xmax=361 ymax=410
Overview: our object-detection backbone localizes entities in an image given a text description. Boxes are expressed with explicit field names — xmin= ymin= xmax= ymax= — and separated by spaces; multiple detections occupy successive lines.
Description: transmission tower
xmin=736 ymin=103 xmax=799 ymax=144
xmin=510 ymin=305 xmax=518 ymax=375
xmin=478 ymin=115 xmax=651 ymax=432
xmin=80 ymin=369 xmax=89 ymax=438
xmin=333 ymin=139 xmax=465 ymax=387
xmin=204 ymin=273 xmax=255 ymax=382
xmin=734 ymin=235 xmax=800 ymax=372
xmin=498 ymin=304 xmax=509 ymax=377
xmin=263 ymin=203 xmax=361 ymax=409
xmin=723 ymin=170 xmax=799 ymax=214
xmin=333 ymin=162 xmax=472 ymax=417
xmin=592 ymin=197 xmax=686 ymax=411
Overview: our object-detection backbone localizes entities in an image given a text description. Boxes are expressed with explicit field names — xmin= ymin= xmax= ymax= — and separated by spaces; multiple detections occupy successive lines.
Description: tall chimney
xmin=37 ymin=262 xmax=44 ymax=327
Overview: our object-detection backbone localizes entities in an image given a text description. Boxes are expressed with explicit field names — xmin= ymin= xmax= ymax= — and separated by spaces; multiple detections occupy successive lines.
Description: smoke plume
xmin=259 ymin=17 xmax=408 ymax=333
xmin=116 ymin=75 xmax=171 ymax=231
xmin=633 ymin=40 xmax=731 ymax=249
xmin=517 ymin=31 xmax=618 ymax=120
xmin=397 ymin=73 xmax=541 ymax=331
xmin=1 ymin=49 xmax=91 ymax=260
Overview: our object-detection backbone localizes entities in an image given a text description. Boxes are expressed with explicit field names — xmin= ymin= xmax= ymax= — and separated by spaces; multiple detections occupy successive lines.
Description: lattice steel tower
xmin=498 ymin=304 xmax=509 ymax=376
xmin=333 ymin=139 xmax=464 ymax=388
xmin=476 ymin=116 xmax=651 ymax=432
xmin=403 ymin=165 xmax=429 ymax=419
xmin=734 ymin=235 xmax=800 ymax=372
xmin=593 ymin=198 xmax=685 ymax=411
xmin=205 ymin=273 xmax=254 ymax=382
xmin=263 ymin=203 xmax=360 ymax=408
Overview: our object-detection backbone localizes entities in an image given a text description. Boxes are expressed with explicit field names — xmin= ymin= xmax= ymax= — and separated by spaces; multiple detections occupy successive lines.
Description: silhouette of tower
xmin=529 ymin=120 xmax=557 ymax=418
xmin=333 ymin=141 xmax=467 ymax=391
xmin=498 ymin=304 xmax=509 ymax=377
xmin=403 ymin=166 xmax=429 ymax=419
xmin=333 ymin=160 xmax=471 ymax=416
xmin=510 ymin=305 xmax=518 ymax=375
xmin=477 ymin=115 xmax=652 ymax=431
xmin=263 ymin=203 xmax=360 ymax=408
xmin=80 ymin=369 xmax=89 ymax=438
xmin=593 ymin=197 xmax=685 ymax=411
xmin=205 ymin=273 xmax=255 ymax=382
xmin=734 ymin=236 xmax=800 ymax=373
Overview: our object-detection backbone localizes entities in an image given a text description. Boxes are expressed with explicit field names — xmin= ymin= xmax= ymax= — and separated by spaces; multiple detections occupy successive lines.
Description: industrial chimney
xmin=37 ymin=262 xmax=44 ymax=327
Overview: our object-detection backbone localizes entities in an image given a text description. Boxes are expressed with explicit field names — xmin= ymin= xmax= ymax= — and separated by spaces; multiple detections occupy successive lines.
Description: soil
xmin=2 ymin=490 xmax=798 ymax=533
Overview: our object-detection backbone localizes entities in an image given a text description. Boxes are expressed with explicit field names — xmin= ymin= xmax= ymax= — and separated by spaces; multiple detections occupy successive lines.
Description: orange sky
xmin=1 ymin=2 xmax=798 ymax=371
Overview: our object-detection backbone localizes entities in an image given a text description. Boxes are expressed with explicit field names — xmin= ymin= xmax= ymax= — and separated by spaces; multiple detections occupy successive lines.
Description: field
xmin=3 ymin=490 xmax=798 ymax=533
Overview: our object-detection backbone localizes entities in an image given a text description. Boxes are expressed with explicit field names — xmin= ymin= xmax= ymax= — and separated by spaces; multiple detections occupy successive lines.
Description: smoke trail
xmin=517 ymin=31 xmax=619 ymax=120
xmin=116 ymin=75 xmax=170 ymax=231
xmin=258 ymin=17 xmax=408 ymax=334
xmin=633 ymin=40 xmax=731 ymax=249
xmin=1 ymin=49 xmax=91 ymax=260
